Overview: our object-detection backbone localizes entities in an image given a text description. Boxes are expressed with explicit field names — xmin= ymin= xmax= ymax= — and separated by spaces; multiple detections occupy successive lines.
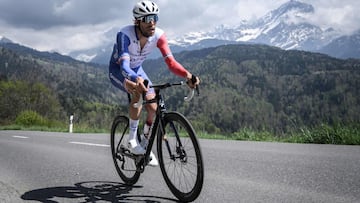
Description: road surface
xmin=1 ymin=130 xmax=359 ymax=202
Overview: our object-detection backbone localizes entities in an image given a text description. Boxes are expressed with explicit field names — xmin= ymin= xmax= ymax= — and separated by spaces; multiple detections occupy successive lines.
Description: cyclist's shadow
xmin=21 ymin=181 xmax=179 ymax=202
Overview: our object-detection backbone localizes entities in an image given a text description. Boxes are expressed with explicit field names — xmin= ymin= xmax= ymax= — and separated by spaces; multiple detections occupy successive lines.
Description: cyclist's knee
xmin=145 ymin=101 xmax=156 ymax=113
xmin=128 ymin=92 xmax=141 ymax=107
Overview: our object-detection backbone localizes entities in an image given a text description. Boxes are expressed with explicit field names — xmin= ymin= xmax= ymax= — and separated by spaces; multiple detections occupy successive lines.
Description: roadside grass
xmin=198 ymin=123 xmax=360 ymax=145
xmin=288 ymin=123 xmax=360 ymax=145
xmin=0 ymin=124 xmax=107 ymax=134
xmin=0 ymin=124 xmax=68 ymax=132
xmin=1 ymin=123 xmax=359 ymax=145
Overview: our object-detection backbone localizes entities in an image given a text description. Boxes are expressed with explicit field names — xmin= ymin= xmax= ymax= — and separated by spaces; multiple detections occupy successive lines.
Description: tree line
xmin=143 ymin=44 xmax=360 ymax=134
xmin=1 ymin=44 xmax=360 ymax=136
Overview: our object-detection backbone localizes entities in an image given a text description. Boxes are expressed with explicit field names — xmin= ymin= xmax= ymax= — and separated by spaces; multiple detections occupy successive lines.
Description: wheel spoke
xmin=111 ymin=116 xmax=140 ymax=185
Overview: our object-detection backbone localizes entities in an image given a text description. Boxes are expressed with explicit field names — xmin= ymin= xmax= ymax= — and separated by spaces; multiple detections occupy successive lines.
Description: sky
xmin=0 ymin=0 xmax=359 ymax=54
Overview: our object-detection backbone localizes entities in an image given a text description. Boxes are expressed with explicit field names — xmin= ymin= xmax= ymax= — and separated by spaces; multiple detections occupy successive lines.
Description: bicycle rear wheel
xmin=110 ymin=115 xmax=140 ymax=185
xmin=157 ymin=112 xmax=204 ymax=202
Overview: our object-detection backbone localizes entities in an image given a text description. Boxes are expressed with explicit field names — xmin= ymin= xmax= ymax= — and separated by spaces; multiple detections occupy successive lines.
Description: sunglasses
xmin=139 ymin=14 xmax=159 ymax=23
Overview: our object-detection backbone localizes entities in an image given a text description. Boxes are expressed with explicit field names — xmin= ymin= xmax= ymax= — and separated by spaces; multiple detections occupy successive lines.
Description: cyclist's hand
xmin=135 ymin=77 xmax=148 ymax=94
xmin=187 ymin=74 xmax=200 ymax=89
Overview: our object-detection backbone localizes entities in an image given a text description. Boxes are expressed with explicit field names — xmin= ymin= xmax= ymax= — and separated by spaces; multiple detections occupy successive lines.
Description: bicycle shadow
xmin=21 ymin=181 xmax=179 ymax=203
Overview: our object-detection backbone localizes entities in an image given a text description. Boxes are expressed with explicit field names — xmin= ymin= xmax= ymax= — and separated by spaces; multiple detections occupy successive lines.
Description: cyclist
xmin=109 ymin=0 xmax=200 ymax=166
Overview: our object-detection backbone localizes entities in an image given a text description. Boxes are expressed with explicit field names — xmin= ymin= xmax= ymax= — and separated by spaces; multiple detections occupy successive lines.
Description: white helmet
xmin=133 ymin=1 xmax=159 ymax=19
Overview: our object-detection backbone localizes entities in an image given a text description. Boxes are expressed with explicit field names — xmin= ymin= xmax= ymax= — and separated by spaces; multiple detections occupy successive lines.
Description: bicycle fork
xmin=162 ymin=121 xmax=187 ymax=163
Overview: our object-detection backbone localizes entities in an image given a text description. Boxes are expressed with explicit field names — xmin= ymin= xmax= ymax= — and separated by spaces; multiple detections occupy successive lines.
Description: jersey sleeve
xmin=116 ymin=32 xmax=138 ymax=82
xmin=157 ymin=34 xmax=188 ymax=78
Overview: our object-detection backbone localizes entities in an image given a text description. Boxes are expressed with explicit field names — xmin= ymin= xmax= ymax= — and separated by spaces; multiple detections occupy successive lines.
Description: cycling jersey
xmin=109 ymin=25 xmax=188 ymax=92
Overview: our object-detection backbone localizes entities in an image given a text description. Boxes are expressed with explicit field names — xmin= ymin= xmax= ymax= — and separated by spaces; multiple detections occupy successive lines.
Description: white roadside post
xmin=69 ymin=114 xmax=74 ymax=133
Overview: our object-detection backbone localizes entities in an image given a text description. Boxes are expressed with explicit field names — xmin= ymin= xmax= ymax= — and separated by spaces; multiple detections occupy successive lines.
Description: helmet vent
xmin=133 ymin=1 xmax=159 ymax=19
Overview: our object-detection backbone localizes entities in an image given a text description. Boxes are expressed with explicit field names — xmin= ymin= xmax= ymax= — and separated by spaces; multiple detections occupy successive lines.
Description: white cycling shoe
xmin=128 ymin=139 xmax=146 ymax=155
xmin=140 ymin=135 xmax=159 ymax=167
xmin=148 ymin=151 xmax=159 ymax=166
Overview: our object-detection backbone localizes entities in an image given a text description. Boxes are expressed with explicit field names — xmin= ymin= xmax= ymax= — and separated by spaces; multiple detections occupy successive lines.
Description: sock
xmin=129 ymin=119 xmax=139 ymax=141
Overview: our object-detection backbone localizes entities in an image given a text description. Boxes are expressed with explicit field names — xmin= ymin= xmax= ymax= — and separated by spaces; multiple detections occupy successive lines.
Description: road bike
xmin=110 ymin=81 xmax=204 ymax=202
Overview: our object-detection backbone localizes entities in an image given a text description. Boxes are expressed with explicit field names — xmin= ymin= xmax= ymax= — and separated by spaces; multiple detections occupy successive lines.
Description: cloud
xmin=0 ymin=22 xmax=114 ymax=54
xmin=0 ymin=0 xmax=55 ymax=29
xmin=303 ymin=0 xmax=360 ymax=34
xmin=0 ymin=0 xmax=359 ymax=54
xmin=0 ymin=0 xmax=133 ymax=29
xmin=0 ymin=0 xmax=135 ymax=53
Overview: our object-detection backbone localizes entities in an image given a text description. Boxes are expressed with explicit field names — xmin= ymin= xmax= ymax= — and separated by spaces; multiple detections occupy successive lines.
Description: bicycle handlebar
xmin=184 ymin=88 xmax=195 ymax=102
xmin=133 ymin=81 xmax=199 ymax=108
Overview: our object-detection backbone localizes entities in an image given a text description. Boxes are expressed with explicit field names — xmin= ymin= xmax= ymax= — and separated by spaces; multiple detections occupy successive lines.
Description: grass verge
xmin=1 ymin=123 xmax=359 ymax=145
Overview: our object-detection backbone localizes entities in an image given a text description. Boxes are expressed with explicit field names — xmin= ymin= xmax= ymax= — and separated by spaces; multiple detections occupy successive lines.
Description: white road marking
xmin=69 ymin=141 xmax=110 ymax=148
xmin=12 ymin=136 xmax=29 ymax=139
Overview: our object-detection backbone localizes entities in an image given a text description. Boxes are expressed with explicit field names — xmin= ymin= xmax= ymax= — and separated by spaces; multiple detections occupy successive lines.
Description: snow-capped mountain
xmin=171 ymin=0 xmax=340 ymax=51
xmin=320 ymin=30 xmax=360 ymax=59
xmin=0 ymin=36 xmax=13 ymax=44
xmin=2 ymin=0 xmax=359 ymax=67
xmin=68 ymin=0 xmax=358 ymax=63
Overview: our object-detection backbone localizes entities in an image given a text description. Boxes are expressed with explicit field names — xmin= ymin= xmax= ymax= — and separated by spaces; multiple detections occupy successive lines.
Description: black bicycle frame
xmin=141 ymin=87 xmax=184 ymax=168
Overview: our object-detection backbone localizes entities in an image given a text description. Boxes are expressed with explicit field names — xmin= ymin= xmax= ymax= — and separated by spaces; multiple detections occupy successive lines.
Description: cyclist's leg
xmin=137 ymin=67 xmax=157 ymax=134
xmin=109 ymin=64 xmax=145 ymax=154
xmin=109 ymin=63 xmax=143 ymax=120
xmin=137 ymin=68 xmax=159 ymax=166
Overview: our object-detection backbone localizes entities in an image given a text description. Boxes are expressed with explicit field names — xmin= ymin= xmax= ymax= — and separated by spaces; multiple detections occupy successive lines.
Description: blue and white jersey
xmin=109 ymin=24 xmax=188 ymax=91
xmin=110 ymin=25 xmax=164 ymax=81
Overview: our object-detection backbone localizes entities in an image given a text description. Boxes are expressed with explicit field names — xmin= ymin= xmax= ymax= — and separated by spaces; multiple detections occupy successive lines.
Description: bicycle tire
xmin=110 ymin=115 xmax=140 ymax=185
xmin=157 ymin=112 xmax=204 ymax=202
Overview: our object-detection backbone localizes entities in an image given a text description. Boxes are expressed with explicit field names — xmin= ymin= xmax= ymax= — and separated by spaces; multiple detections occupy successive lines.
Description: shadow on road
xmin=21 ymin=181 xmax=179 ymax=202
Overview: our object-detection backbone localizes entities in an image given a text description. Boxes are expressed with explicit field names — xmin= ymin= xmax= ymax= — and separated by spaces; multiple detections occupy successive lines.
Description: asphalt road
xmin=1 ymin=130 xmax=359 ymax=203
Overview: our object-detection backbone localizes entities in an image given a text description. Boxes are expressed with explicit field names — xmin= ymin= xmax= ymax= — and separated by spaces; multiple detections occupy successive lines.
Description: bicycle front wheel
xmin=110 ymin=115 xmax=140 ymax=185
xmin=157 ymin=112 xmax=204 ymax=202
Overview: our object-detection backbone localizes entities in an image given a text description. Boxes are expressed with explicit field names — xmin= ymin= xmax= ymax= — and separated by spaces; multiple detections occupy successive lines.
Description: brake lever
xmin=195 ymin=85 xmax=200 ymax=96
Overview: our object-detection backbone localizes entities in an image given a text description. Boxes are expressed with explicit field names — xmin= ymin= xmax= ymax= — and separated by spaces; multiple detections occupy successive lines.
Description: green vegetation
xmin=1 ymin=122 xmax=359 ymax=145
xmin=0 ymin=44 xmax=359 ymax=145
xmin=196 ymin=123 xmax=360 ymax=145
xmin=16 ymin=110 xmax=49 ymax=126
xmin=144 ymin=45 xmax=360 ymax=140
xmin=290 ymin=123 xmax=360 ymax=145
xmin=0 ymin=80 xmax=62 ymax=123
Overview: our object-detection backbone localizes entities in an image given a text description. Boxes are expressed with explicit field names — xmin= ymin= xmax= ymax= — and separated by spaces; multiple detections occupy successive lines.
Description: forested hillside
xmin=1 ymin=43 xmax=359 ymax=136
xmin=144 ymin=44 xmax=360 ymax=133
xmin=0 ymin=46 xmax=126 ymax=128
